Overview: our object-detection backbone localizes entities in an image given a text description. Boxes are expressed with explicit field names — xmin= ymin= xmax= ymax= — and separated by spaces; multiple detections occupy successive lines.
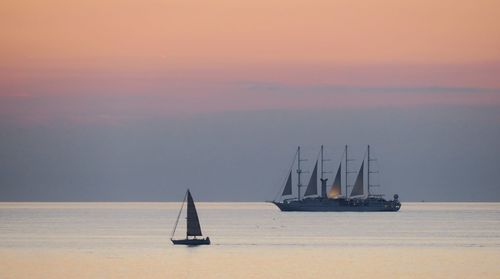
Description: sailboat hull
xmin=171 ymin=238 xmax=211 ymax=246
xmin=273 ymin=197 xmax=401 ymax=212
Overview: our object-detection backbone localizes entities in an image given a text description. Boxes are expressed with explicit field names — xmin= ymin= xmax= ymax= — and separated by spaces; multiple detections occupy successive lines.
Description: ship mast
xmin=345 ymin=145 xmax=348 ymax=199
xmin=367 ymin=144 xmax=379 ymax=197
xmin=321 ymin=145 xmax=324 ymax=181
xmin=297 ymin=146 xmax=302 ymax=201
xmin=320 ymin=145 xmax=330 ymax=198
xmin=367 ymin=145 xmax=370 ymax=196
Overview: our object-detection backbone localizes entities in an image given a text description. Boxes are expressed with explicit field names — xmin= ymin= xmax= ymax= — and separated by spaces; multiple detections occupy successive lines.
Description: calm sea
xmin=1 ymin=202 xmax=499 ymax=278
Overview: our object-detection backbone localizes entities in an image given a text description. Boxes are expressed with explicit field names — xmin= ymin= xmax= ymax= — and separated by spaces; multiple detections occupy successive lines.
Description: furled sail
xmin=350 ymin=161 xmax=364 ymax=197
xmin=329 ymin=163 xmax=342 ymax=198
xmin=282 ymin=171 xmax=293 ymax=196
xmin=304 ymin=160 xmax=318 ymax=196
xmin=186 ymin=190 xmax=203 ymax=236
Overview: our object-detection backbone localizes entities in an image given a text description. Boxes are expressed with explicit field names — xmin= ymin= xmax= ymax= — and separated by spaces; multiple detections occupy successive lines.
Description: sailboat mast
xmin=345 ymin=145 xmax=348 ymax=199
xmin=367 ymin=145 xmax=370 ymax=196
xmin=297 ymin=146 xmax=302 ymax=200
xmin=320 ymin=145 xmax=328 ymax=198
xmin=321 ymin=145 xmax=324 ymax=180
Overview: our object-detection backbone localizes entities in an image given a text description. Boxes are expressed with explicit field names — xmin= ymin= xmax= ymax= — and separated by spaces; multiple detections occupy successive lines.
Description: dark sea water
xmin=0 ymin=202 xmax=499 ymax=278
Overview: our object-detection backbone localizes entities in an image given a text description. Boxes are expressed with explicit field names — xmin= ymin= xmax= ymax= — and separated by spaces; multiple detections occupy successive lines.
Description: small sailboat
xmin=171 ymin=189 xmax=211 ymax=245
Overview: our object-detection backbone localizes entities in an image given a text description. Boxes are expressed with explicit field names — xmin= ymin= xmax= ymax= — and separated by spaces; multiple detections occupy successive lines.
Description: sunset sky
xmin=2 ymin=0 xmax=500 ymax=114
xmin=1 ymin=0 xmax=500 ymax=201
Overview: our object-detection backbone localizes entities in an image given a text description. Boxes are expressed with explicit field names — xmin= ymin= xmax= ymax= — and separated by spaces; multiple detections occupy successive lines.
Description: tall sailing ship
xmin=272 ymin=145 xmax=401 ymax=212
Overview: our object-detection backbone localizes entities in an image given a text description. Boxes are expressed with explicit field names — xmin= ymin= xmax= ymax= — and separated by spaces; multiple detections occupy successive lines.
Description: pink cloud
xmin=1 ymin=63 xmax=500 ymax=126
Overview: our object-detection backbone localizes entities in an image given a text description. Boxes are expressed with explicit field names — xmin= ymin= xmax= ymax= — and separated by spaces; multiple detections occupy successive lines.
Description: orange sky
xmin=1 ymin=0 xmax=500 ymax=117
xmin=2 ymin=0 xmax=500 ymax=67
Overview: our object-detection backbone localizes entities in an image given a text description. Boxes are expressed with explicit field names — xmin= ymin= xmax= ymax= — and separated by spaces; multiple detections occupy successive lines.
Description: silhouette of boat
xmin=271 ymin=145 xmax=401 ymax=212
xmin=171 ymin=189 xmax=210 ymax=245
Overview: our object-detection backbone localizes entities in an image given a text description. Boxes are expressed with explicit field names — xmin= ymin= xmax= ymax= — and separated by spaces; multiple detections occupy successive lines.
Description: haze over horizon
xmin=1 ymin=0 xmax=500 ymax=201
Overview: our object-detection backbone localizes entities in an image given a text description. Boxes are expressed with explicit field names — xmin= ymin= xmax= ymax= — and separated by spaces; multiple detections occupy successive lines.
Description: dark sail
xmin=350 ymin=161 xmax=364 ymax=197
xmin=329 ymin=163 xmax=342 ymax=197
xmin=282 ymin=171 xmax=293 ymax=196
xmin=304 ymin=160 xmax=318 ymax=196
xmin=186 ymin=190 xmax=203 ymax=236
